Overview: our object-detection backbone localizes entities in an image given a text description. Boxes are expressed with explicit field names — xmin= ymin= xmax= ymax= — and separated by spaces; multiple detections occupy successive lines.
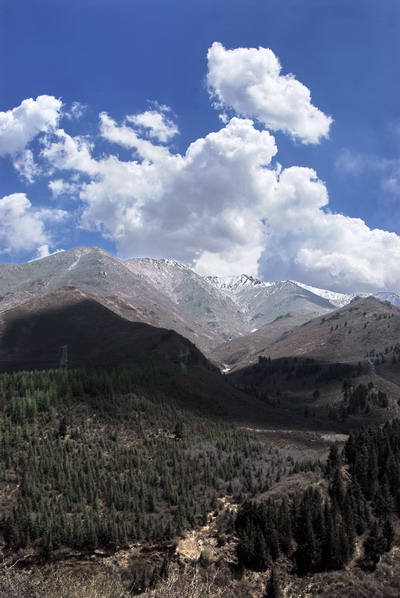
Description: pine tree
xmin=364 ymin=521 xmax=386 ymax=565
xmin=264 ymin=567 xmax=282 ymax=598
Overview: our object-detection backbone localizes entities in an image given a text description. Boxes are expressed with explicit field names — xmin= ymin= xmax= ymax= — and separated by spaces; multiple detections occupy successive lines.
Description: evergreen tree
xmin=264 ymin=567 xmax=282 ymax=598
xmin=364 ymin=521 xmax=386 ymax=565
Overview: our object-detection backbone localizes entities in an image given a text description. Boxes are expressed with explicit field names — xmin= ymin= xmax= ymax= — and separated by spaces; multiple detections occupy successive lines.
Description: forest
xmin=0 ymin=364 xmax=399 ymax=596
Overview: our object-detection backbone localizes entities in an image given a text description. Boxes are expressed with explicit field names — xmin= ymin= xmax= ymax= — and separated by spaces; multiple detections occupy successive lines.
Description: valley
xmin=1 ymin=247 xmax=400 ymax=597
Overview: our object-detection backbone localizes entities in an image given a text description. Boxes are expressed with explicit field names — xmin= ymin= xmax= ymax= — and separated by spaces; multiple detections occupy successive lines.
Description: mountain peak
xmin=125 ymin=257 xmax=187 ymax=272
xmin=206 ymin=274 xmax=270 ymax=293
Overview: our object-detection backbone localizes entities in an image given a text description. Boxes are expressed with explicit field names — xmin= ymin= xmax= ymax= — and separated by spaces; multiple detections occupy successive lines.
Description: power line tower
xmin=179 ymin=347 xmax=191 ymax=374
xmin=368 ymin=359 xmax=375 ymax=377
xmin=60 ymin=345 xmax=68 ymax=371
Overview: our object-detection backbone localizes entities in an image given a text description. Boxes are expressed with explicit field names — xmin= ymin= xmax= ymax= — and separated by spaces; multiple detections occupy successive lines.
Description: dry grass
xmin=0 ymin=566 xmax=129 ymax=598
xmin=141 ymin=567 xmax=227 ymax=598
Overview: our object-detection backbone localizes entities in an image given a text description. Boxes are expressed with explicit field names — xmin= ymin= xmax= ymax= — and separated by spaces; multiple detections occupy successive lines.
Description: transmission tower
xmin=60 ymin=345 xmax=68 ymax=371
xmin=179 ymin=347 xmax=191 ymax=374
xmin=368 ymin=359 xmax=375 ymax=376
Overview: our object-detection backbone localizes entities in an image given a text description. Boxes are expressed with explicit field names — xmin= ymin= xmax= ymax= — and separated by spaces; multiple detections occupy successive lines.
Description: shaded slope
xmin=226 ymin=298 xmax=400 ymax=433
xmin=0 ymin=286 xmax=316 ymax=430
xmin=0 ymin=286 xmax=208 ymax=372
xmin=0 ymin=247 xmax=224 ymax=351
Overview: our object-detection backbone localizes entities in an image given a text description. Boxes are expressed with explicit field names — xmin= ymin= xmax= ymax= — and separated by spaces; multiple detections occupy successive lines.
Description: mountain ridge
xmin=1 ymin=246 xmax=399 ymax=361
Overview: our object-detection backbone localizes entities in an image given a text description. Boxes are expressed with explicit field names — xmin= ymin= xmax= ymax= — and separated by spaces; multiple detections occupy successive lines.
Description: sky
xmin=0 ymin=0 xmax=399 ymax=293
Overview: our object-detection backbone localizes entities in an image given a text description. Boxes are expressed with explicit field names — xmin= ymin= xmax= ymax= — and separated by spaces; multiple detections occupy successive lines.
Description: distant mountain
xmin=291 ymin=281 xmax=354 ymax=308
xmin=207 ymin=275 xmax=339 ymax=330
xmin=1 ymin=247 xmax=399 ymax=364
xmin=124 ymin=257 xmax=248 ymax=343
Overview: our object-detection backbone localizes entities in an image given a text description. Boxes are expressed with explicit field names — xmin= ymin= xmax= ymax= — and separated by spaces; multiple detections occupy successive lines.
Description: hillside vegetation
xmin=1 ymin=363 xmax=400 ymax=597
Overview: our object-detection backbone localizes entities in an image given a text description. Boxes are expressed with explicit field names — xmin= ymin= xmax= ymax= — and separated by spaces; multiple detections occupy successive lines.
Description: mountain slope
xmin=0 ymin=286 xmax=208 ymax=371
xmin=124 ymin=257 xmax=248 ymax=342
xmin=2 ymin=247 xmax=399 ymax=361
xmin=214 ymin=295 xmax=400 ymax=372
xmin=207 ymin=275 xmax=338 ymax=330
xmin=265 ymin=296 xmax=400 ymax=362
xmin=0 ymin=248 xmax=234 ymax=351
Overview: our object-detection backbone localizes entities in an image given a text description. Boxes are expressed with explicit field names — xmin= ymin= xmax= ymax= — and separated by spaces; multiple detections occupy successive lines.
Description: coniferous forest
xmin=0 ymin=364 xmax=399 ymax=597
xmin=235 ymin=421 xmax=400 ymax=574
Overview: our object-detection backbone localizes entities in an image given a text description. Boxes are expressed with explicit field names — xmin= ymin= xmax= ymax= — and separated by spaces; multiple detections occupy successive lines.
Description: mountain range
xmin=1 ymin=246 xmax=399 ymax=373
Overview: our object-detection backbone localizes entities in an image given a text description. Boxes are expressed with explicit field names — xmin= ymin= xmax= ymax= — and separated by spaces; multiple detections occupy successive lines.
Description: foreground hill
xmin=264 ymin=295 xmax=400 ymax=363
xmin=226 ymin=296 xmax=400 ymax=435
xmin=0 ymin=285 xmax=208 ymax=372
xmin=215 ymin=296 xmax=400 ymax=371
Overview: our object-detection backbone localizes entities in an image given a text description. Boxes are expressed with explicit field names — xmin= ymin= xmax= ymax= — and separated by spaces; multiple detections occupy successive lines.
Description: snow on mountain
xmin=371 ymin=291 xmax=400 ymax=308
xmin=206 ymin=274 xmax=272 ymax=293
xmin=290 ymin=281 xmax=354 ymax=308
xmin=2 ymin=247 xmax=398 ymax=359
xmin=124 ymin=257 xmax=249 ymax=342
xmin=206 ymin=276 xmax=337 ymax=330
xmin=207 ymin=275 xmax=400 ymax=311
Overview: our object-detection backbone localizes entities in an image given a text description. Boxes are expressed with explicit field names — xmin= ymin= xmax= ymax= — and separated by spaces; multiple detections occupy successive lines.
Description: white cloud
xmin=207 ymin=42 xmax=333 ymax=144
xmin=0 ymin=95 xmax=62 ymax=156
xmin=41 ymin=116 xmax=277 ymax=266
xmin=38 ymin=110 xmax=400 ymax=293
xmin=32 ymin=244 xmax=65 ymax=260
xmin=194 ymin=245 xmax=263 ymax=278
xmin=126 ymin=106 xmax=179 ymax=143
xmin=0 ymin=193 xmax=66 ymax=254
xmin=99 ymin=112 xmax=174 ymax=163
xmin=48 ymin=178 xmax=82 ymax=198
xmin=12 ymin=149 xmax=41 ymax=183
xmin=42 ymin=128 xmax=97 ymax=175
xmin=3 ymin=54 xmax=400 ymax=294
xmin=65 ymin=101 xmax=87 ymax=120
xmin=258 ymin=167 xmax=400 ymax=292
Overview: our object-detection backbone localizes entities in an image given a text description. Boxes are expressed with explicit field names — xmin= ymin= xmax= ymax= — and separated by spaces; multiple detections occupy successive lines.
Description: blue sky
xmin=0 ymin=0 xmax=399 ymax=293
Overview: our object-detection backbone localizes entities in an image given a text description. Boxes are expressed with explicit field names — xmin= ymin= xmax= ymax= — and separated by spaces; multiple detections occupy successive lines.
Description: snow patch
xmin=67 ymin=255 xmax=82 ymax=271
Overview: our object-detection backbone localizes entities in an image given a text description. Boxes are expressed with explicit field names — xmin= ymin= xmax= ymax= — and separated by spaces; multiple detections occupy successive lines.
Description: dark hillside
xmin=0 ymin=286 xmax=208 ymax=372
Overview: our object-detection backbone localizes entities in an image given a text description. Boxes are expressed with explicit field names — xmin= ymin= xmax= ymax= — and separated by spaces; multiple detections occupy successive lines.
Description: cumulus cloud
xmin=32 ymin=244 xmax=65 ymax=260
xmin=207 ymin=42 xmax=332 ymax=144
xmin=0 ymin=95 xmax=62 ymax=156
xmin=0 ymin=193 xmax=66 ymax=254
xmin=3 ymin=48 xmax=400 ymax=294
xmin=257 ymin=167 xmax=400 ymax=292
xmin=126 ymin=104 xmax=179 ymax=143
xmin=38 ymin=108 xmax=400 ymax=293
xmin=42 ymin=116 xmax=276 ymax=266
